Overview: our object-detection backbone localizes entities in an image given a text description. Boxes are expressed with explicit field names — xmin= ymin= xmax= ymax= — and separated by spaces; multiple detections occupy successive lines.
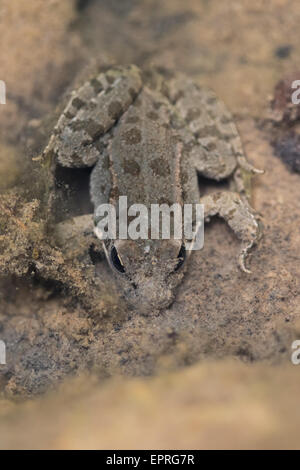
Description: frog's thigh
xmin=200 ymin=191 xmax=260 ymax=273
xmin=44 ymin=65 xmax=142 ymax=168
xmin=168 ymin=77 xmax=248 ymax=180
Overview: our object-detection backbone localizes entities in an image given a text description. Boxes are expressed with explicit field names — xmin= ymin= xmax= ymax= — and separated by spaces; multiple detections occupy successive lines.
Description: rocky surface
xmin=1 ymin=0 xmax=300 ymax=449
xmin=1 ymin=360 xmax=300 ymax=450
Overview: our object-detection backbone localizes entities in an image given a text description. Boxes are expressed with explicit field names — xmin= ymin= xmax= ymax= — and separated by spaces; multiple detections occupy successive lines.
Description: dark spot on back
xmin=150 ymin=158 xmax=170 ymax=176
xmin=122 ymin=158 xmax=141 ymax=176
xmin=123 ymin=127 xmax=142 ymax=144
xmin=147 ymin=111 xmax=159 ymax=121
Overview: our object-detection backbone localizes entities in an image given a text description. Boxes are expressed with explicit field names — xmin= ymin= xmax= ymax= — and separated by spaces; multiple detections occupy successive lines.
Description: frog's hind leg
xmin=166 ymin=76 xmax=263 ymax=192
xmin=43 ymin=64 xmax=142 ymax=168
xmin=200 ymin=191 xmax=261 ymax=273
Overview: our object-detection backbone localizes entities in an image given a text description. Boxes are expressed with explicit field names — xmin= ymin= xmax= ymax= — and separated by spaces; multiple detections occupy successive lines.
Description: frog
xmin=44 ymin=64 xmax=263 ymax=314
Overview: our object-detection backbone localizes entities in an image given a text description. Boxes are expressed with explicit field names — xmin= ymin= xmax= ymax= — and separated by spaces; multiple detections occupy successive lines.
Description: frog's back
xmin=110 ymin=88 xmax=181 ymax=209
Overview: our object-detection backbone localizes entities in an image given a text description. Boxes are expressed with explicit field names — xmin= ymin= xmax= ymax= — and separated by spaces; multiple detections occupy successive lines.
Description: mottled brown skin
xmin=45 ymin=65 xmax=262 ymax=314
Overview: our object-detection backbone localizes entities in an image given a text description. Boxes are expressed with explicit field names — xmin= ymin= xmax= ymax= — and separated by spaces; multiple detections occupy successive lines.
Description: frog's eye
xmin=174 ymin=244 xmax=186 ymax=271
xmin=110 ymin=246 xmax=125 ymax=273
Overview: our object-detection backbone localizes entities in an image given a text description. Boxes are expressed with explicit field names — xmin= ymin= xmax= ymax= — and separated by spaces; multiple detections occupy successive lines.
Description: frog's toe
xmin=238 ymin=240 xmax=255 ymax=274
xmin=238 ymin=217 xmax=263 ymax=273
xmin=237 ymin=155 xmax=264 ymax=174
xmin=201 ymin=191 xmax=262 ymax=274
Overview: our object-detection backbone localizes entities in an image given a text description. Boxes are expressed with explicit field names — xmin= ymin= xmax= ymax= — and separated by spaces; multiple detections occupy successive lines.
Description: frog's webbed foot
xmin=200 ymin=191 xmax=261 ymax=273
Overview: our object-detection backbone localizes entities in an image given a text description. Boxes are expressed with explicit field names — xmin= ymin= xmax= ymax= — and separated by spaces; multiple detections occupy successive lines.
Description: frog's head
xmin=103 ymin=238 xmax=188 ymax=314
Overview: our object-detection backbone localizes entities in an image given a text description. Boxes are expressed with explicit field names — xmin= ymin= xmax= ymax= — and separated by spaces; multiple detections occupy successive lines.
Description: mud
xmin=1 ymin=0 xmax=300 ymax=449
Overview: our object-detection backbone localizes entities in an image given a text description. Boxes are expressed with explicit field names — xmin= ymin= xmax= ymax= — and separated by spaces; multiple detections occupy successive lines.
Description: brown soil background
xmin=1 ymin=0 xmax=300 ymax=449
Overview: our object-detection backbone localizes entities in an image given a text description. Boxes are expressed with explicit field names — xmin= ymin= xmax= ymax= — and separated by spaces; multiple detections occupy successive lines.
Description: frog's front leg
xmin=43 ymin=64 xmax=142 ymax=168
xmin=200 ymin=192 xmax=261 ymax=273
